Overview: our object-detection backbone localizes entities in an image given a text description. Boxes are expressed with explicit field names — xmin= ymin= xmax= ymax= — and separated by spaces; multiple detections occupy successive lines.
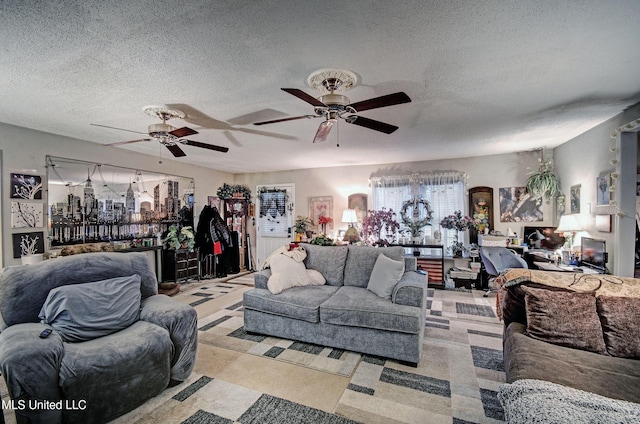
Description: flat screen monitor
xmin=580 ymin=237 xmax=607 ymax=272
xmin=523 ymin=226 xmax=565 ymax=250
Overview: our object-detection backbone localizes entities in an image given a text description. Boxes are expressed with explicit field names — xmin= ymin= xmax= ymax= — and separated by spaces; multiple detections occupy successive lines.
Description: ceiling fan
xmin=253 ymin=69 xmax=411 ymax=143
xmin=91 ymin=105 xmax=229 ymax=157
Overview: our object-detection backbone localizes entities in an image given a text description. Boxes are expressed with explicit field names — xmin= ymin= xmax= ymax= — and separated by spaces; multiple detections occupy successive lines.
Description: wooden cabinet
xmin=162 ymin=248 xmax=199 ymax=283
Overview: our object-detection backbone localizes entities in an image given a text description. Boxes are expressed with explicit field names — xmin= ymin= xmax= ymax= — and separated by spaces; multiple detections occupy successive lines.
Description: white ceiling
xmin=2 ymin=1 xmax=640 ymax=174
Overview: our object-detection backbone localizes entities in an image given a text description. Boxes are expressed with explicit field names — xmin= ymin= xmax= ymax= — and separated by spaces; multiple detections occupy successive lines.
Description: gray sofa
xmin=500 ymin=275 xmax=640 ymax=404
xmin=243 ymin=244 xmax=427 ymax=365
xmin=0 ymin=252 xmax=198 ymax=424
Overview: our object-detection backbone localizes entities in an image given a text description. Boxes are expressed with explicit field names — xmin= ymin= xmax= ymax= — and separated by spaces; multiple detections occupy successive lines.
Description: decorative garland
xmin=217 ymin=183 xmax=252 ymax=201
xmin=257 ymin=186 xmax=289 ymax=205
xmin=400 ymin=198 xmax=433 ymax=234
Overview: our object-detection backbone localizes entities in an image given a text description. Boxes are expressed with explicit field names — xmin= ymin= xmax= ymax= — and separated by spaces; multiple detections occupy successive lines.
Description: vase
xmin=21 ymin=253 xmax=43 ymax=265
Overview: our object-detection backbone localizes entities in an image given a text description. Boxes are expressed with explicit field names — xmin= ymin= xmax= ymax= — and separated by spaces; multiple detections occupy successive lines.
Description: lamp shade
xmin=342 ymin=209 xmax=358 ymax=224
xmin=555 ymin=215 xmax=583 ymax=233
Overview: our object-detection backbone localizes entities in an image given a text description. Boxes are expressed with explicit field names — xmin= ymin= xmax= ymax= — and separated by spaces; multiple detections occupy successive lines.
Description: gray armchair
xmin=0 ymin=252 xmax=198 ymax=424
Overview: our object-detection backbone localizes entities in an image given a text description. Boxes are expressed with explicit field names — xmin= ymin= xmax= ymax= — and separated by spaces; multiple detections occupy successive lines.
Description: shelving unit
xmin=393 ymin=244 xmax=445 ymax=289
xmin=162 ymin=248 xmax=199 ymax=283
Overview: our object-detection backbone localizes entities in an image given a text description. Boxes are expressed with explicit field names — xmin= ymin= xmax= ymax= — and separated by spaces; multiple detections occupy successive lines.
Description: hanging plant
xmin=526 ymin=150 xmax=561 ymax=204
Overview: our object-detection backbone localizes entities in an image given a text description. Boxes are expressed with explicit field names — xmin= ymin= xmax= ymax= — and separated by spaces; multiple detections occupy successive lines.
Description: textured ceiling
xmin=2 ymin=0 xmax=640 ymax=174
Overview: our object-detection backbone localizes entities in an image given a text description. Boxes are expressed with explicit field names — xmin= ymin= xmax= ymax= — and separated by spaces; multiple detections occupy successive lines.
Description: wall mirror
xmin=46 ymin=156 xmax=194 ymax=247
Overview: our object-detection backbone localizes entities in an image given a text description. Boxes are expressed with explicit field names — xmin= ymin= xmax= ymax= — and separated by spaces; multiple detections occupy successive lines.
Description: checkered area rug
xmin=111 ymin=278 xmax=506 ymax=423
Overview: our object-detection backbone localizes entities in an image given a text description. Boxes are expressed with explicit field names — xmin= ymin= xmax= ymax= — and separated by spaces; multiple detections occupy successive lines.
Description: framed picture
xmin=596 ymin=172 xmax=611 ymax=206
xmin=12 ymin=231 xmax=45 ymax=258
xmin=468 ymin=186 xmax=493 ymax=243
xmin=556 ymin=194 xmax=566 ymax=222
xmin=570 ymin=184 xmax=581 ymax=214
xmin=11 ymin=202 xmax=44 ymax=228
xmin=348 ymin=193 xmax=367 ymax=224
xmin=499 ymin=187 xmax=543 ymax=222
xmin=309 ymin=196 xmax=333 ymax=232
xmin=10 ymin=173 xmax=43 ymax=199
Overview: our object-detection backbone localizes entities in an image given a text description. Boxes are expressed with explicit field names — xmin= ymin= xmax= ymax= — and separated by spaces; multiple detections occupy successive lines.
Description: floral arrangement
xmin=361 ymin=208 xmax=401 ymax=246
xmin=318 ymin=216 xmax=333 ymax=226
xmin=439 ymin=210 xmax=477 ymax=231
xmin=161 ymin=225 xmax=195 ymax=251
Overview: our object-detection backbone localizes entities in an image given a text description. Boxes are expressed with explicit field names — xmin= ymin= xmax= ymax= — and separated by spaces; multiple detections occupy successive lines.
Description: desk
xmin=391 ymin=244 xmax=445 ymax=289
xmin=534 ymin=262 xmax=602 ymax=274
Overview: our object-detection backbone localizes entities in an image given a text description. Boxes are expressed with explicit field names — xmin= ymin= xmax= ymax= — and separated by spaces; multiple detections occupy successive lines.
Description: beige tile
xmin=194 ymin=343 xmax=350 ymax=413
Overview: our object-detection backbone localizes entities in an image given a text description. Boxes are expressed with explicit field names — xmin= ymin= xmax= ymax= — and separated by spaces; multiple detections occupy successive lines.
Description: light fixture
xmin=342 ymin=209 xmax=359 ymax=243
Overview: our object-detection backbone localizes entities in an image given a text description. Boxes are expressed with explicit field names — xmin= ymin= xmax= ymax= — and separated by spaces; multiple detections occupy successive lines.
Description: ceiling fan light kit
xmin=92 ymin=105 xmax=229 ymax=157
xmin=254 ymin=68 xmax=411 ymax=144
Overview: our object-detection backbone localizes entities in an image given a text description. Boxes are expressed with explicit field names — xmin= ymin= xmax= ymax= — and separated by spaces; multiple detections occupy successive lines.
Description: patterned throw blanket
xmin=498 ymin=379 xmax=640 ymax=423
xmin=494 ymin=269 xmax=640 ymax=319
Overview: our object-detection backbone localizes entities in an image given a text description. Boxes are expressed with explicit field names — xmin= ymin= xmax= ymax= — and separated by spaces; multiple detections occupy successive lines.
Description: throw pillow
xmin=522 ymin=286 xmax=606 ymax=354
xmin=38 ymin=275 xmax=142 ymax=342
xmin=267 ymin=253 xmax=325 ymax=294
xmin=596 ymin=295 xmax=640 ymax=358
xmin=366 ymin=253 xmax=405 ymax=300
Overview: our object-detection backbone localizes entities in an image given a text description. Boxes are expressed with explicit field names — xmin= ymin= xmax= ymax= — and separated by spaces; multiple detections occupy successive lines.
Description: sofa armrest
xmin=254 ymin=269 xmax=271 ymax=289
xmin=140 ymin=295 xmax=198 ymax=382
xmin=392 ymin=271 xmax=426 ymax=307
xmin=0 ymin=323 xmax=65 ymax=423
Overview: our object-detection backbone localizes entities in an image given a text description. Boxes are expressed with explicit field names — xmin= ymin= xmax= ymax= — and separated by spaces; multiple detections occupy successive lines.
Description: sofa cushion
xmin=302 ymin=244 xmax=348 ymax=286
xmin=344 ymin=245 xmax=405 ymax=288
xmin=243 ymin=285 xmax=340 ymax=323
xmin=597 ymin=296 xmax=640 ymax=358
xmin=38 ymin=275 xmax=142 ymax=342
xmin=522 ymin=286 xmax=606 ymax=354
xmin=266 ymin=253 xmax=326 ymax=294
xmin=367 ymin=254 xmax=405 ymax=299
xmin=320 ymin=286 xmax=421 ymax=334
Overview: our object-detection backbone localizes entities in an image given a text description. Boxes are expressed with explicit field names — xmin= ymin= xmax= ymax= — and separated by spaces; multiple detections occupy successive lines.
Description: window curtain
xmin=258 ymin=189 xmax=288 ymax=237
xmin=370 ymin=171 xmax=467 ymax=248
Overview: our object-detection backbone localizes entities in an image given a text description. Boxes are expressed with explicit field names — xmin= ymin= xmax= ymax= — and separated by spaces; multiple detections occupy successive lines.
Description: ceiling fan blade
xmin=282 ymin=88 xmax=327 ymax=108
xmin=91 ymin=123 xmax=148 ymax=135
xmin=183 ymin=139 xmax=229 ymax=153
xmin=165 ymin=144 xmax=187 ymax=157
xmin=313 ymin=120 xmax=335 ymax=143
xmin=346 ymin=115 xmax=399 ymax=134
xmin=170 ymin=126 xmax=198 ymax=138
xmin=347 ymin=92 xmax=411 ymax=112
xmin=105 ymin=138 xmax=152 ymax=146
xmin=253 ymin=115 xmax=317 ymax=126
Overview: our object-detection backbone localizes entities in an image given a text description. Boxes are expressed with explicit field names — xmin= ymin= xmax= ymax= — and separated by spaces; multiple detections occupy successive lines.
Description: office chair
xmin=479 ymin=246 xmax=528 ymax=297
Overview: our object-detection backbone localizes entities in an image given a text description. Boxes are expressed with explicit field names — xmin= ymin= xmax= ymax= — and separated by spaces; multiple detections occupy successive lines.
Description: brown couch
xmin=499 ymin=269 xmax=640 ymax=404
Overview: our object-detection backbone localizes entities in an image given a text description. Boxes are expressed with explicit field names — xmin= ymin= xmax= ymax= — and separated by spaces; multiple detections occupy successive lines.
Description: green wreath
xmin=400 ymin=198 xmax=433 ymax=235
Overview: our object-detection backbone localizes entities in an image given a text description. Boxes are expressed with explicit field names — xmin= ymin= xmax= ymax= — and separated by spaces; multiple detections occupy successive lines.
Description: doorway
xmin=255 ymin=184 xmax=294 ymax=266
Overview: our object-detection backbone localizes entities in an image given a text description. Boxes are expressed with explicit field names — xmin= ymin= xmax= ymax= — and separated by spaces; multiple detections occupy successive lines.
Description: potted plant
xmin=526 ymin=150 xmax=561 ymax=204
xmin=294 ymin=215 xmax=312 ymax=241
xmin=159 ymin=225 xmax=195 ymax=295
xmin=161 ymin=225 xmax=195 ymax=251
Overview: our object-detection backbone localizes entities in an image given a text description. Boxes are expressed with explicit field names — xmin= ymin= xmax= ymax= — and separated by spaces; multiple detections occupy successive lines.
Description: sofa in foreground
xmin=496 ymin=269 xmax=640 ymax=422
xmin=0 ymin=252 xmax=198 ymax=424
xmin=243 ymin=244 xmax=427 ymax=365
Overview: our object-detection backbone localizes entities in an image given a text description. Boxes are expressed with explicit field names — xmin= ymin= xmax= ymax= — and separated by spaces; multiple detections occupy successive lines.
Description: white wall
xmin=546 ymin=103 xmax=640 ymax=276
xmin=234 ymin=150 xmax=555 ymax=241
xmin=0 ymin=122 xmax=233 ymax=266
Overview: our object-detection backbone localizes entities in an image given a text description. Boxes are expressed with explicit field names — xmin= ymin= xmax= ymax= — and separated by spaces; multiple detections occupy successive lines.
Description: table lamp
xmin=554 ymin=214 xmax=583 ymax=250
xmin=342 ymin=209 xmax=360 ymax=243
